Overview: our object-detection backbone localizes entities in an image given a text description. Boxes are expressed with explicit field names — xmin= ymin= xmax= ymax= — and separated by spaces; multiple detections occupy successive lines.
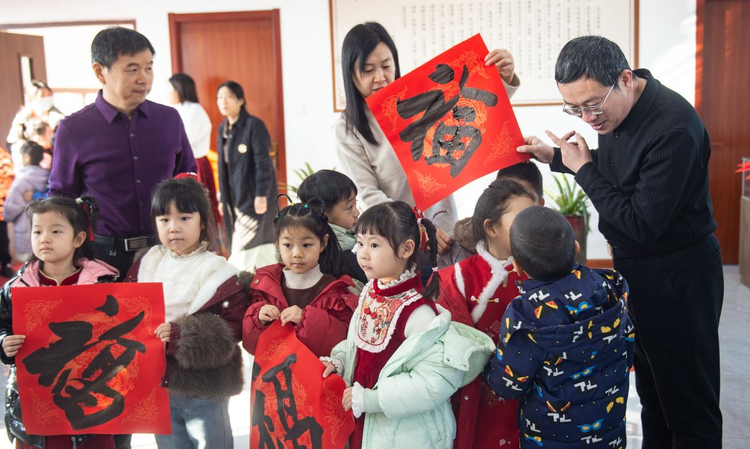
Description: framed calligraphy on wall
xmin=329 ymin=0 xmax=638 ymax=111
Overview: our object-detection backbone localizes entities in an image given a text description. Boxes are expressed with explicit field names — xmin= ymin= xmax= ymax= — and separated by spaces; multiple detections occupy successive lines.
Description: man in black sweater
xmin=518 ymin=36 xmax=723 ymax=449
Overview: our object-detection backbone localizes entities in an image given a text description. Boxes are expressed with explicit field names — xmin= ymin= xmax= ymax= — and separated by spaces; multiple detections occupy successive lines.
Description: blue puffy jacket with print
xmin=484 ymin=266 xmax=634 ymax=449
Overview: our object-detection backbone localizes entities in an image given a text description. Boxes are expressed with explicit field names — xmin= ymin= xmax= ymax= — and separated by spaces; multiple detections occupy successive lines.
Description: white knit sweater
xmin=137 ymin=243 xmax=240 ymax=322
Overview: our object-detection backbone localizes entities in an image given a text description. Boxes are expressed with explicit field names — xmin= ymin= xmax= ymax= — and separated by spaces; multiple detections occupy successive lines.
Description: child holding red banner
xmin=321 ymin=201 xmax=495 ymax=449
xmin=0 ymin=196 xmax=118 ymax=449
xmin=438 ymin=179 xmax=537 ymax=449
xmin=125 ymin=175 xmax=248 ymax=449
xmin=243 ymin=197 xmax=358 ymax=358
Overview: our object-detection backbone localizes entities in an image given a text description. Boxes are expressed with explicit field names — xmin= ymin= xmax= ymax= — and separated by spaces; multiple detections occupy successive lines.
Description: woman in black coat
xmin=216 ymin=81 xmax=278 ymax=272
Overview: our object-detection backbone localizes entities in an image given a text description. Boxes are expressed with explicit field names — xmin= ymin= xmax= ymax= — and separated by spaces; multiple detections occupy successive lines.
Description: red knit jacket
xmin=243 ymin=263 xmax=358 ymax=358
xmin=438 ymin=243 xmax=525 ymax=449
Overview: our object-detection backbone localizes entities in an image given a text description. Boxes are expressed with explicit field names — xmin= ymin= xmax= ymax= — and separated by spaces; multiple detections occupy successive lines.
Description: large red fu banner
xmin=13 ymin=283 xmax=170 ymax=435
xmin=251 ymin=321 xmax=354 ymax=449
xmin=367 ymin=34 xmax=529 ymax=211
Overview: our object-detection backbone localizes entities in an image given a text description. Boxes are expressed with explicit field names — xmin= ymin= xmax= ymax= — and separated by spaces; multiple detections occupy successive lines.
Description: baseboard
xmin=587 ymin=258 xmax=613 ymax=269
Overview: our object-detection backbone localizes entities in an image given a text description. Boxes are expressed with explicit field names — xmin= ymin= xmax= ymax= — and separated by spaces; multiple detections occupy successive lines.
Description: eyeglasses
xmin=562 ymin=84 xmax=615 ymax=117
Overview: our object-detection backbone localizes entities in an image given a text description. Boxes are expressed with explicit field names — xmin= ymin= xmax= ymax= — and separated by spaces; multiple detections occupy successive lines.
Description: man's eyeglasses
xmin=562 ymin=84 xmax=615 ymax=117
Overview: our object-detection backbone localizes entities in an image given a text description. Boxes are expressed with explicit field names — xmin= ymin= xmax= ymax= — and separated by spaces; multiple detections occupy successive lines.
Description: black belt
xmin=94 ymin=234 xmax=159 ymax=253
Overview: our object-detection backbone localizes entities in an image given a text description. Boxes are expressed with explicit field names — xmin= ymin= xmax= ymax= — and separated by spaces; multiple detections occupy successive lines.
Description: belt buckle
xmin=124 ymin=236 xmax=149 ymax=252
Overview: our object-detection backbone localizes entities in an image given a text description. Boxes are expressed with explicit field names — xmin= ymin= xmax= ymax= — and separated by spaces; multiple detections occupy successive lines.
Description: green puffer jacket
xmin=330 ymin=306 xmax=495 ymax=449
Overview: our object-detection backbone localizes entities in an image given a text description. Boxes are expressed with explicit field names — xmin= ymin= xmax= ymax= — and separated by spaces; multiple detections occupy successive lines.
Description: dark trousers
xmin=614 ymin=234 xmax=724 ymax=449
xmin=0 ymin=221 xmax=10 ymax=265
xmin=92 ymin=240 xmax=139 ymax=281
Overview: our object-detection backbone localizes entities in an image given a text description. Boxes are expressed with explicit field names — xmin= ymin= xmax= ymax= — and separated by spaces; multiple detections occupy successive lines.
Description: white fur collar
xmin=376 ymin=264 xmax=417 ymax=290
xmin=455 ymin=241 xmax=513 ymax=324
xmin=475 ymin=240 xmax=513 ymax=273
xmin=283 ymin=264 xmax=324 ymax=289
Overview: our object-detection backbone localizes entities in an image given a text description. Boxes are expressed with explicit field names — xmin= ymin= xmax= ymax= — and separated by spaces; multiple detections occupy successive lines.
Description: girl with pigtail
xmin=0 ymin=196 xmax=119 ymax=449
xmin=242 ymin=196 xmax=358 ymax=358
xmin=321 ymin=200 xmax=495 ymax=449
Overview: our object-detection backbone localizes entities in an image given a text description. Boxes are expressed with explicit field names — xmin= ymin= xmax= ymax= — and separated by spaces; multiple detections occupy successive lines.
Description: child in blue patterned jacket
xmin=484 ymin=206 xmax=635 ymax=449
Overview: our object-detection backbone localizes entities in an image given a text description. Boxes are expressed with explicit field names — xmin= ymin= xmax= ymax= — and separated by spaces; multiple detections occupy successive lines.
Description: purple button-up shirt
xmin=49 ymin=90 xmax=197 ymax=238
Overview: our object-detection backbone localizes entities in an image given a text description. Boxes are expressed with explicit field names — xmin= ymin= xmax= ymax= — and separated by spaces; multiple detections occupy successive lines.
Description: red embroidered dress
xmin=438 ymin=241 xmax=526 ymax=449
xmin=349 ymin=271 xmax=437 ymax=449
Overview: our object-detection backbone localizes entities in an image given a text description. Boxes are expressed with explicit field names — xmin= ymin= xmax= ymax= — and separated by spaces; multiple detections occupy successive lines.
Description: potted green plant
xmin=278 ymin=162 xmax=316 ymax=201
xmin=546 ymin=174 xmax=590 ymax=265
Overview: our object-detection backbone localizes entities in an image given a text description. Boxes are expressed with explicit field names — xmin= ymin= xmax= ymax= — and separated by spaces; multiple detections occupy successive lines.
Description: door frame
xmin=168 ymin=10 xmax=287 ymax=189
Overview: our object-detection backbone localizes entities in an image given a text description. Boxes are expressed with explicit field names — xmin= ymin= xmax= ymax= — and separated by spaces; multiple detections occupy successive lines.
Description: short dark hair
xmin=91 ymin=27 xmax=155 ymax=69
xmin=169 ymin=73 xmax=199 ymax=103
xmin=496 ymin=162 xmax=544 ymax=203
xmin=216 ymin=80 xmax=247 ymax=112
xmin=26 ymin=196 xmax=98 ymax=263
xmin=341 ymin=22 xmax=400 ymax=146
xmin=472 ymin=179 xmax=536 ymax=243
xmin=510 ymin=206 xmax=576 ymax=281
xmin=20 ymin=141 xmax=44 ymax=166
xmin=355 ymin=201 xmax=440 ymax=300
xmin=151 ymin=177 xmax=216 ymax=247
xmin=555 ymin=36 xmax=631 ymax=88
xmin=297 ymin=170 xmax=357 ymax=212
xmin=274 ymin=196 xmax=344 ymax=277
xmin=27 ymin=80 xmax=51 ymax=97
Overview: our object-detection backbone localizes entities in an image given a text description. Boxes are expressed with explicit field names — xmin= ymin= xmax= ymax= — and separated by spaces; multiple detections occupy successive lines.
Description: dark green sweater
xmin=552 ymin=69 xmax=717 ymax=256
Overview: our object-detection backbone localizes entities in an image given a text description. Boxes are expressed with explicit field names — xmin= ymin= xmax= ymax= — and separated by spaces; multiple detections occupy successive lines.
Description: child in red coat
xmin=243 ymin=197 xmax=358 ymax=357
xmin=438 ymin=178 xmax=537 ymax=448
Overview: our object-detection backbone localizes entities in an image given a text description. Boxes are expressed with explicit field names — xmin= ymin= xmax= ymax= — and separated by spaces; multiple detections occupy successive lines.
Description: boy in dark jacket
xmin=484 ymin=206 xmax=634 ymax=449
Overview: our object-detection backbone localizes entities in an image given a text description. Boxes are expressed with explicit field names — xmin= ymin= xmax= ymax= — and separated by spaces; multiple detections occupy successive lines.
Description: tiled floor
xmin=2 ymin=266 xmax=748 ymax=448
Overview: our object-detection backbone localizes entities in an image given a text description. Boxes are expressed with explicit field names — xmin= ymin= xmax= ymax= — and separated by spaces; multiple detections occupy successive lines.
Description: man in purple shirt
xmin=50 ymin=27 xmax=196 ymax=278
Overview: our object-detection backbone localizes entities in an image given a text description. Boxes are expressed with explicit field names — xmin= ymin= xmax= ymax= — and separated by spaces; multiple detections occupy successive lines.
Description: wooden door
xmin=697 ymin=0 xmax=750 ymax=264
xmin=0 ymin=31 xmax=47 ymax=147
xmin=168 ymin=10 xmax=286 ymax=188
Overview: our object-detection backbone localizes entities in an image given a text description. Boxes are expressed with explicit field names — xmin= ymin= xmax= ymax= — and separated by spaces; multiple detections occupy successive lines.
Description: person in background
xmin=297 ymin=169 xmax=367 ymax=284
xmin=49 ymin=27 xmax=196 ymax=281
xmin=3 ymin=142 xmax=49 ymax=262
xmin=333 ymin=22 xmax=521 ymax=267
xmin=23 ymin=119 xmax=54 ymax=170
xmin=167 ymin=73 xmax=219 ymax=220
xmin=216 ymin=80 xmax=277 ymax=272
xmin=6 ymin=80 xmax=64 ymax=150
xmin=0 ymin=147 xmax=14 ymax=278
xmin=450 ymin=162 xmax=545 ymax=265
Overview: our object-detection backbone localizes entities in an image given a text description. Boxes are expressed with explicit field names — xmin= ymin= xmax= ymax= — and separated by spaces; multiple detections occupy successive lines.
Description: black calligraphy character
xmin=397 ymin=63 xmax=498 ymax=177
xmin=252 ymin=354 xmax=324 ymax=449
xmin=23 ymin=295 xmax=146 ymax=429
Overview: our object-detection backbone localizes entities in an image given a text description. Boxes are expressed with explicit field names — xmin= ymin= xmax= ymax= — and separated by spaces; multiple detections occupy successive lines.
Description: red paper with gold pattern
xmin=251 ymin=321 xmax=354 ymax=449
xmin=12 ymin=283 xmax=170 ymax=435
xmin=366 ymin=33 xmax=529 ymax=211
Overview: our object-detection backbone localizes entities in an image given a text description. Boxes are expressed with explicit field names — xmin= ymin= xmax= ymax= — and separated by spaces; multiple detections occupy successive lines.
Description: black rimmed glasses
xmin=563 ymin=84 xmax=615 ymax=117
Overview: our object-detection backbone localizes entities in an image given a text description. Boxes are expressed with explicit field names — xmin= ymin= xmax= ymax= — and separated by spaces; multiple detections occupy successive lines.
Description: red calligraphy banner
xmin=366 ymin=33 xmax=529 ymax=211
xmin=12 ymin=283 xmax=170 ymax=435
xmin=251 ymin=321 xmax=354 ymax=449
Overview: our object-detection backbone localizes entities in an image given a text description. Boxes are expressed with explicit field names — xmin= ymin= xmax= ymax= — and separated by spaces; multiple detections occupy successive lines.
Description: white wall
xmin=0 ymin=0 xmax=697 ymax=259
